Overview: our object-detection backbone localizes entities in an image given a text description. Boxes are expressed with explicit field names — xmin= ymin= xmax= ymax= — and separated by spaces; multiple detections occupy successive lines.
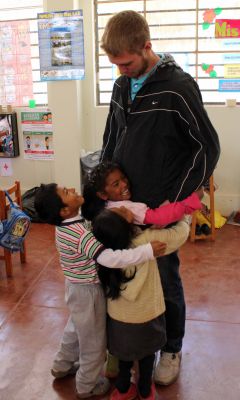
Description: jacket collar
xmin=118 ymin=53 xmax=181 ymax=87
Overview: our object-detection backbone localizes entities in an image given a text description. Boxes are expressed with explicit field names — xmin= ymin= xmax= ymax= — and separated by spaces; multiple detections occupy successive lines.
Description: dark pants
xmin=116 ymin=354 xmax=155 ymax=397
xmin=157 ymin=251 xmax=185 ymax=353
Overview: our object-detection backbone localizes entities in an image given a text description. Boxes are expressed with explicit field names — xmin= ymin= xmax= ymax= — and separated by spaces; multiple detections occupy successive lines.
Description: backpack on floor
xmin=0 ymin=191 xmax=31 ymax=252
xmin=21 ymin=186 xmax=42 ymax=222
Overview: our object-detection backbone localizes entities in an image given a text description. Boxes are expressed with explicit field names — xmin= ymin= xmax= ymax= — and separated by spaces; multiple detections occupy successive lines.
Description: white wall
xmin=206 ymin=107 xmax=240 ymax=215
xmin=0 ymin=1 xmax=239 ymax=216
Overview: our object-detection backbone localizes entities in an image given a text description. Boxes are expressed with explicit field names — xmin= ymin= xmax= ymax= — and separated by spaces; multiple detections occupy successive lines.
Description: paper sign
xmin=21 ymin=110 xmax=54 ymax=160
xmin=215 ymin=19 xmax=240 ymax=38
xmin=0 ymin=158 xmax=13 ymax=176
xmin=224 ymin=64 xmax=240 ymax=78
xmin=219 ymin=79 xmax=240 ymax=91
xmin=223 ymin=54 xmax=240 ymax=63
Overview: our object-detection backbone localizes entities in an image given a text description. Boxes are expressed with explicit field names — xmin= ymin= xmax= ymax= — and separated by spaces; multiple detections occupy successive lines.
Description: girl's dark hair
xmin=81 ymin=160 xmax=121 ymax=221
xmin=92 ymin=209 xmax=136 ymax=299
xmin=34 ymin=183 xmax=65 ymax=226
xmin=81 ymin=183 xmax=105 ymax=221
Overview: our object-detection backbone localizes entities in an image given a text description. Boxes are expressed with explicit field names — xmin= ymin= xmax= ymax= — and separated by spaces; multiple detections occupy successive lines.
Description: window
xmin=95 ymin=0 xmax=240 ymax=105
xmin=0 ymin=0 xmax=47 ymax=106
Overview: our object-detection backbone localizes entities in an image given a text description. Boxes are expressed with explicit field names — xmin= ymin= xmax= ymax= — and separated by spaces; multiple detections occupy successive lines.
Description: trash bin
xmin=80 ymin=150 xmax=101 ymax=191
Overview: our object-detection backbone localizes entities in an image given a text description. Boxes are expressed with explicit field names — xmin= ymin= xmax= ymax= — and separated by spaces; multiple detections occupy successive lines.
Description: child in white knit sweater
xmin=92 ymin=207 xmax=190 ymax=400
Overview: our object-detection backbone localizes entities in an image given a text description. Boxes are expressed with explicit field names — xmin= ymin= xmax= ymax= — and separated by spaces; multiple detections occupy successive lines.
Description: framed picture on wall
xmin=0 ymin=112 xmax=19 ymax=158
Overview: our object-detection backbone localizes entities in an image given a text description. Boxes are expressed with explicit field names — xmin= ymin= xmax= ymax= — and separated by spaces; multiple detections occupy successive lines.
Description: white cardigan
xmin=107 ymin=218 xmax=190 ymax=324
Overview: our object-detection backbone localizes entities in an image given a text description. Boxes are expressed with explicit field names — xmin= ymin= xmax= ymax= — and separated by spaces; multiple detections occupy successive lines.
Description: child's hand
xmin=150 ymin=240 xmax=167 ymax=257
xmin=111 ymin=206 xmax=134 ymax=223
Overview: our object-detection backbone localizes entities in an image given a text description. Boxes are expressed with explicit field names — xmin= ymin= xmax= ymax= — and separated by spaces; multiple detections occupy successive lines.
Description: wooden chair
xmin=0 ymin=181 xmax=27 ymax=277
xmin=190 ymin=175 xmax=216 ymax=242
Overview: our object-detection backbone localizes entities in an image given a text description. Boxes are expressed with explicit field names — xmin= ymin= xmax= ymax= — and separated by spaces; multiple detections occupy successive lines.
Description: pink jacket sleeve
xmin=144 ymin=193 xmax=202 ymax=226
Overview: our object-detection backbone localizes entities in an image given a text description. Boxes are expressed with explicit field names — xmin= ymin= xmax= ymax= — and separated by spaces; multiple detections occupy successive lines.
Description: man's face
xmin=108 ymin=50 xmax=149 ymax=78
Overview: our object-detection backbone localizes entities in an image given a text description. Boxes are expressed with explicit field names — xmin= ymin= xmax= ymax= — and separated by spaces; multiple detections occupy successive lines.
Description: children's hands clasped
xmin=150 ymin=241 xmax=167 ymax=257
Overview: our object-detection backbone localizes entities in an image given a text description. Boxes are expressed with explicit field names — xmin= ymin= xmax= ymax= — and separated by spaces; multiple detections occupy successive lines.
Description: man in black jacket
xmin=100 ymin=10 xmax=220 ymax=386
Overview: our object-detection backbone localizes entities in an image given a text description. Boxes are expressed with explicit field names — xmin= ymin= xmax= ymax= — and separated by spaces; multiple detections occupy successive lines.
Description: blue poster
xmin=219 ymin=79 xmax=240 ymax=91
xmin=38 ymin=10 xmax=85 ymax=81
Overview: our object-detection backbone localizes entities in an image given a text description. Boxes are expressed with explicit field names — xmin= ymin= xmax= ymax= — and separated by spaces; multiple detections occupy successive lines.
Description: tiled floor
xmin=0 ymin=223 xmax=239 ymax=400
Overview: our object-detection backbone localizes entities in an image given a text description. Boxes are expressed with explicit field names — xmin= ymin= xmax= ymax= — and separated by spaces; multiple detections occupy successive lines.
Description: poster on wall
xmin=21 ymin=110 xmax=54 ymax=160
xmin=38 ymin=10 xmax=85 ymax=81
xmin=219 ymin=79 xmax=240 ymax=92
xmin=0 ymin=20 xmax=33 ymax=106
xmin=0 ymin=113 xmax=19 ymax=158
xmin=224 ymin=64 xmax=240 ymax=78
xmin=215 ymin=19 xmax=240 ymax=38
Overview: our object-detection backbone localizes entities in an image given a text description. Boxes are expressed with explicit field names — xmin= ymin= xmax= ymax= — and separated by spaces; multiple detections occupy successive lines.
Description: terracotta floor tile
xmin=0 ymin=223 xmax=239 ymax=400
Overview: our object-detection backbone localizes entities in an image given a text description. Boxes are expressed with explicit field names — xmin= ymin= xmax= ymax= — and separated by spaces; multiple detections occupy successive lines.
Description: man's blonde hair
xmin=101 ymin=10 xmax=150 ymax=56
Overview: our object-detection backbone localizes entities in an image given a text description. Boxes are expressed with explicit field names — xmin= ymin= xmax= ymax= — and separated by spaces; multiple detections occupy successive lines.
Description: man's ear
xmin=144 ymin=40 xmax=152 ymax=51
xmin=60 ymin=206 xmax=70 ymax=219
xmin=97 ymin=191 xmax=108 ymax=201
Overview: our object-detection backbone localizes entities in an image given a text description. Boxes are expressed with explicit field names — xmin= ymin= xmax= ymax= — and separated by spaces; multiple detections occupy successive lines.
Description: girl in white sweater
xmin=92 ymin=208 xmax=190 ymax=400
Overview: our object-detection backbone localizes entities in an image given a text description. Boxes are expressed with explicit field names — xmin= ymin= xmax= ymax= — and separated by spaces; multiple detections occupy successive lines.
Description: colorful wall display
xmin=38 ymin=10 xmax=85 ymax=81
xmin=0 ymin=21 xmax=33 ymax=106
xmin=21 ymin=110 xmax=54 ymax=160
xmin=219 ymin=79 xmax=240 ymax=91
xmin=199 ymin=9 xmax=240 ymax=97
xmin=215 ymin=19 xmax=240 ymax=38
xmin=202 ymin=8 xmax=222 ymax=30
xmin=201 ymin=64 xmax=217 ymax=78
xmin=0 ymin=113 xmax=19 ymax=158
xmin=224 ymin=64 xmax=240 ymax=78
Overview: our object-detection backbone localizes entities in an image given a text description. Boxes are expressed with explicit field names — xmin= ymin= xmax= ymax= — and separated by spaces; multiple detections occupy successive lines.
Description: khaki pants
xmin=53 ymin=280 xmax=107 ymax=394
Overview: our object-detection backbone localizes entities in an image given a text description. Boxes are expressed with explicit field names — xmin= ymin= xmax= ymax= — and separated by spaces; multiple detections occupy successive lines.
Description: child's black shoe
xmin=195 ymin=224 xmax=202 ymax=235
xmin=201 ymin=224 xmax=211 ymax=235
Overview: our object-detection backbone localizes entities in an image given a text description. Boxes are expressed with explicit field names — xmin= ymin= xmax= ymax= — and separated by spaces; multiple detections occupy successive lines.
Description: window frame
xmin=0 ymin=1 xmax=47 ymax=107
xmin=94 ymin=1 xmax=240 ymax=106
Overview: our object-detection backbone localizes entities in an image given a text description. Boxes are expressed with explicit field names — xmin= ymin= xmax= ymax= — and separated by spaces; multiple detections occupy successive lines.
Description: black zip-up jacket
xmin=101 ymin=59 xmax=220 ymax=208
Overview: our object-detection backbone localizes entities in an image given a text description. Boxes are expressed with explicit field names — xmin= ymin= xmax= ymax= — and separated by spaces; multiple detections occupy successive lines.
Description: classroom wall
xmin=0 ymin=0 xmax=239 ymax=216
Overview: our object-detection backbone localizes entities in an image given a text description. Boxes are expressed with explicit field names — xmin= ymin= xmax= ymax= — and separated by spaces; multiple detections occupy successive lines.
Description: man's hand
xmin=150 ymin=240 xmax=167 ymax=257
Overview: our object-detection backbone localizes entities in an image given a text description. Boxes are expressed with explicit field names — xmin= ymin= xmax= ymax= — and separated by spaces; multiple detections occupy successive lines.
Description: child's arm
xmin=107 ymin=200 xmax=148 ymax=225
xmin=78 ymin=228 xmax=166 ymax=269
xmin=135 ymin=217 xmax=190 ymax=254
xmin=97 ymin=240 xmax=166 ymax=269
xmin=144 ymin=192 xmax=202 ymax=226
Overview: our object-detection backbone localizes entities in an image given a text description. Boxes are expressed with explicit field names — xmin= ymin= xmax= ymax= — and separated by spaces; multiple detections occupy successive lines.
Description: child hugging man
xmin=34 ymin=183 xmax=165 ymax=399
